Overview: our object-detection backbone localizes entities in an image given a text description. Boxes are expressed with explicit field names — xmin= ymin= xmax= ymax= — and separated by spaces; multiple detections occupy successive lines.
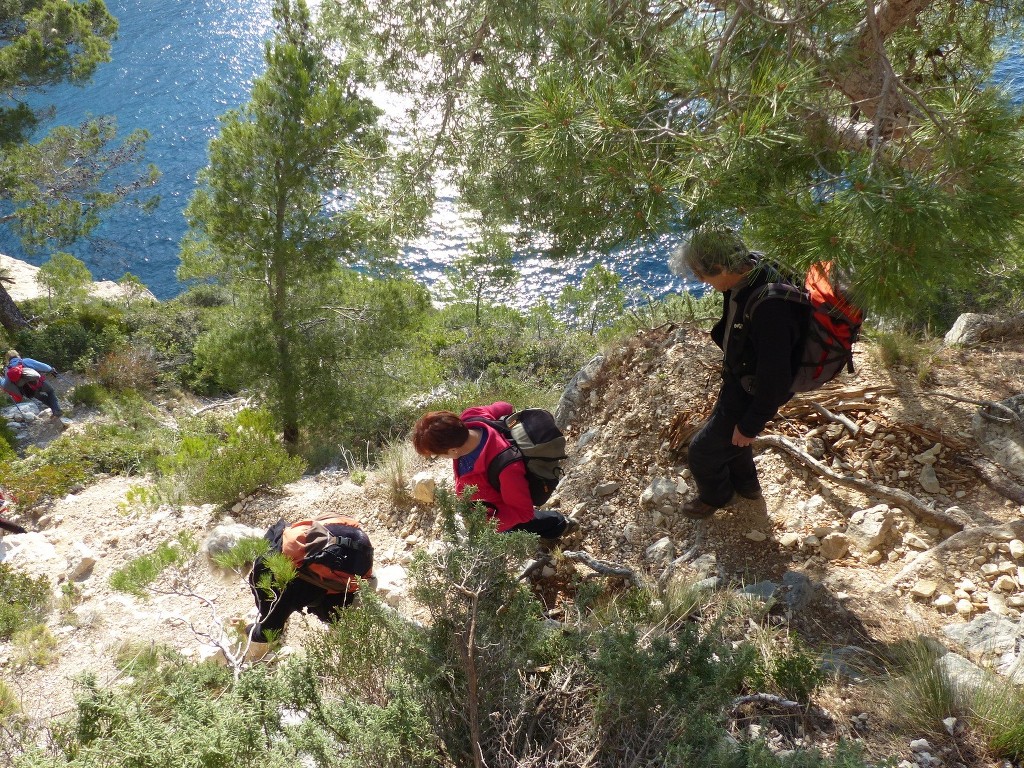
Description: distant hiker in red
xmin=1 ymin=349 xmax=65 ymax=420
xmin=412 ymin=401 xmax=572 ymax=541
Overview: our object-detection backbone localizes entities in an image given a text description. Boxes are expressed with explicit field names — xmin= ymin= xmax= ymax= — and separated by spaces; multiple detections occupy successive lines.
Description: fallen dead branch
xmin=730 ymin=693 xmax=833 ymax=723
xmin=885 ymin=520 xmax=1024 ymax=588
xmin=807 ymin=401 xmax=859 ymax=435
xmin=756 ymin=434 xmax=974 ymax=531
xmin=561 ymin=550 xmax=645 ymax=589
xmin=922 ymin=390 xmax=1020 ymax=424
xmin=953 ymin=454 xmax=1024 ymax=506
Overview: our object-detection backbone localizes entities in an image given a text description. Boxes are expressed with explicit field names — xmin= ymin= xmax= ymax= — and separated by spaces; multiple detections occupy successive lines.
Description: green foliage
xmin=0 ymin=396 xmax=169 ymax=509
xmin=416 ymin=301 xmax=597 ymax=393
xmin=108 ymin=533 xmax=198 ymax=598
xmin=321 ymin=0 xmax=1024 ymax=323
xmin=0 ymin=421 xmax=16 ymax=461
xmin=180 ymin=0 xmax=404 ymax=449
xmin=156 ymin=408 xmax=306 ymax=506
xmin=436 ymin=229 xmax=520 ymax=326
xmin=0 ymin=678 xmax=19 ymax=720
xmin=878 ymin=637 xmax=970 ymax=737
xmin=46 ymin=660 xmax=298 ymax=768
xmin=971 ymin=676 xmax=1024 ymax=761
xmin=0 ymin=564 xmax=52 ymax=641
xmin=749 ymin=636 xmax=825 ymax=704
xmin=68 ymin=382 xmax=109 ymax=408
xmin=1 ymin=116 xmax=159 ymax=253
xmin=12 ymin=623 xmax=58 ymax=668
xmin=556 ymin=263 xmax=626 ymax=336
xmin=116 ymin=273 xmax=151 ymax=309
xmin=14 ymin=304 xmax=127 ymax=372
xmin=210 ymin=537 xmax=271 ymax=573
xmin=872 ymin=330 xmax=939 ymax=385
xmin=94 ymin=343 xmax=160 ymax=393
xmin=36 ymin=252 xmax=93 ymax=310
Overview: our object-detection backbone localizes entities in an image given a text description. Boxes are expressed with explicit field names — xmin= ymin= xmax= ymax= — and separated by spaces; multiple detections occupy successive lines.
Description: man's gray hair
xmin=669 ymin=229 xmax=751 ymax=278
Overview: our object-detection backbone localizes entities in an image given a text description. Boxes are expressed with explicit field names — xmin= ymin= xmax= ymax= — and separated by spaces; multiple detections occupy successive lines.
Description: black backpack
xmin=742 ymin=261 xmax=864 ymax=393
xmin=268 ymin=515 xmax=374 ymax=593
xmin=464 ymin=408 xmax=568 ymax=506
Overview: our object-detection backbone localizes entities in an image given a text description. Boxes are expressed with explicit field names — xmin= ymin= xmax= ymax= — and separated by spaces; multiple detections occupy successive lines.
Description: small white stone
xmin=956 ymin=599 xmax=974 ymax=616
xmin=994 ymin=575 xmax=1018 ymax=592
xmin=933 ymin=594 xmax=956 ymax=612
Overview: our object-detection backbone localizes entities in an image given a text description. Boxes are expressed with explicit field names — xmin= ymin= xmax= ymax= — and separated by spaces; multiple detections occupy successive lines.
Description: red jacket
xmin=456 ymin=402 xmax=534 ymax=531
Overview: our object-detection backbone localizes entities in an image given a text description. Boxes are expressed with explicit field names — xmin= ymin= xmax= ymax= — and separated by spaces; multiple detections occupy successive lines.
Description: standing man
xmin=669 ymin=230 xmax=807 ymax=519
xmin=1 ymin=349 xmax=65 ymax=421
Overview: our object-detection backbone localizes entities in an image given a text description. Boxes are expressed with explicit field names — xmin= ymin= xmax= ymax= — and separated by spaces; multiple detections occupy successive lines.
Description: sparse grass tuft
xmin=876 ymin=637 xmax=970 ymax=737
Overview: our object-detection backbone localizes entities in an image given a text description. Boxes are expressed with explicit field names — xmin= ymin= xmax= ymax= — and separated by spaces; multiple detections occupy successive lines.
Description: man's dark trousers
xmin=688 ymin=379 xmax=764 ymax=507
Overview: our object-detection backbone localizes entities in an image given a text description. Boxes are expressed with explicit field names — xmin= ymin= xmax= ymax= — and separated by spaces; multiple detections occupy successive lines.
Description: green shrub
xmin=14 ymin=306 xmax=126 ymax=372
xmin=878 ymin=637 xmax=970 ymax=737
xmin=69 ymin=382 xmax=110 ymax=408
xmin=748 ymin=636 xmax=825 ymax=703
xmin=108 ymin=533 xmax=198 ymax=597
xmin=95 ymin=343 xmax=161 ymax=393
xmin=0 ymin=398 xmax=169 ymax=510
xmin=0 ymin=420 xmax=16 ymax=461
xmin=0 ymin=678 xmax=19 ymax=720
xmin=970 ymin=675 xmax=1024 ymax=761
xmin=12 ymin=623 xmax=58 ymax=667
xmin=158 ymin=408 xmax=305 ymax=506
xmin=0 ymin=563 xmax=51 ymax=640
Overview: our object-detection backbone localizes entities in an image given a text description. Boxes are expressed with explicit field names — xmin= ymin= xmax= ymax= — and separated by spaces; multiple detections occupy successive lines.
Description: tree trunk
xmin=0 ymin=284 xmax=30 ymax=332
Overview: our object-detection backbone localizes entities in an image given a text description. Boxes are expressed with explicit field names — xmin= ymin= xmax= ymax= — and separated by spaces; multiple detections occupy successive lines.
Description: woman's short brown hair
xmin=411 ymin=411 xmax=469 ymax=456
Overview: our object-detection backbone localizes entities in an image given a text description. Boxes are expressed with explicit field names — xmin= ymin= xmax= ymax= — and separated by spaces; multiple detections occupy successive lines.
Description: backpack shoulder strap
xmin=485 ymin=444 xmax=523 ymax=493
xmin=463 ymin=414 xmax=523 ymax=492
xmin=743 ymin=282 xmax=809 ymax=323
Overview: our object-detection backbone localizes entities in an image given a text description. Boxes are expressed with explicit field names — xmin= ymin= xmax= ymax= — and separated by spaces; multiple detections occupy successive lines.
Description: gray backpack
xmin=464 ymin=408 xmax=567 ymax=506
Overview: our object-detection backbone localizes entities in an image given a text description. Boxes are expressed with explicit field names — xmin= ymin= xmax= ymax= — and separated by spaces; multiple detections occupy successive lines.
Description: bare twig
xmin=730 ymin=692 xmax=833 ymax=721
xmin=561 ymin=550 xmax=645 ymax=589
xmin=756 ymin=434 xmax=973 ymax=531
xmin=886 ymin=520 xmax=1024 ymax=588
xmin=807 ymin=401 xmax=860 ymax=436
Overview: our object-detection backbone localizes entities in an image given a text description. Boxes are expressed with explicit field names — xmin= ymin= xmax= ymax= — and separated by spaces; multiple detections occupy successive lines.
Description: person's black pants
xmin=508 ymin=509 xmax=569 ymax=540
xmin=247 ymin=557 xmax=353 ymax=642
xmin=31 ymin=381 xmax=61 ymax=417
xmin=688 ymin=381 xmax=773 ymax=507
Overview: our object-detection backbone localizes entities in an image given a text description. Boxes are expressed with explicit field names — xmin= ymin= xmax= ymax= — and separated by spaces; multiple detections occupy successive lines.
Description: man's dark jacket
xmin=709 ymin=260 xmax=808 ymax=438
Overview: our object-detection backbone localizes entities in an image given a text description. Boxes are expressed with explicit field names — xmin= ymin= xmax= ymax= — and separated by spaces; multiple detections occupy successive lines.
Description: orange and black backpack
xmin=269 ymin=514 xmax=373 ymax=593
xmin=742 ymin=260 xmax=864 ymax=393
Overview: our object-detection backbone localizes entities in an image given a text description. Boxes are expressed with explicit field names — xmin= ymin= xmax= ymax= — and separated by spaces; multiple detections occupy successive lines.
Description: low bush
xmin=157 ymin=408 xmax=306 ymax=506
xmin=0 ymin=563 xmax=51 ymax=641
xmin=95 ymin=343 xmax=161 ymax=393
xmin=0 ymin=396 xmax=169 ymax=509
xmin=69 ymin=382 xmax=109 ymax=408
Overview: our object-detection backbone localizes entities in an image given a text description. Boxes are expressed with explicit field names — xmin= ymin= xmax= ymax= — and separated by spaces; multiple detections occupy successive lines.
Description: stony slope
xmin=2 ymin=318 xmax=1024 ymax=766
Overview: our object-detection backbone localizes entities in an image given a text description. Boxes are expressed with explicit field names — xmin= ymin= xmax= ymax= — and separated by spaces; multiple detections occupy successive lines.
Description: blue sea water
xmin=2 ymin=1 xmax=1022 ymax=303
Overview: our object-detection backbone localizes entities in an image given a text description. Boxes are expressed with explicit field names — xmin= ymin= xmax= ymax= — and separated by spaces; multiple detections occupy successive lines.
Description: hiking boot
xmin=562 ymin=517 xmax=581 ymax=538
xmin=679 ymin=496 xmax=731 ymax=520
xmin=243 ymin=640 xmax=272 ymax=662
xmin=734 ymin=482 xmax=762 ymax=501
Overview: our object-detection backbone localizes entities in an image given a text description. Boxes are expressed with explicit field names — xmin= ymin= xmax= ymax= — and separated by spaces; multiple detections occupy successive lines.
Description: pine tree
xmin=321 ymin=0 xmax=1024 ymax=317
xmin=180 ymin=0 xmax=415 ymax=450
xmin=0 ymin=0 xmax=159 ymax=330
